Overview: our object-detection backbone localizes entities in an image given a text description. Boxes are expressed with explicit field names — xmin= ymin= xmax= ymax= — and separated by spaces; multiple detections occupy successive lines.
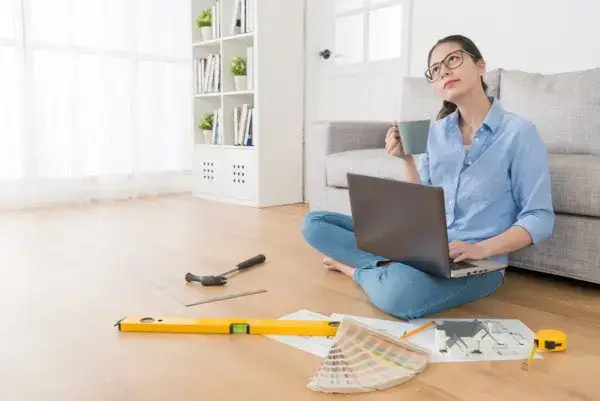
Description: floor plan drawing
xmin=406 ymin=318 xmax=541 ymax=363
xmin=435 ymin=319 xmax=498 ymax=355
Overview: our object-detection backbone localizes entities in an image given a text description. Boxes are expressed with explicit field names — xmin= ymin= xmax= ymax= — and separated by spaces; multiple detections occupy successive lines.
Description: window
xmin=0 ymin=0 xmax=192 ymax=207
xmin=333 ymin=0 xmax=405 ymax=65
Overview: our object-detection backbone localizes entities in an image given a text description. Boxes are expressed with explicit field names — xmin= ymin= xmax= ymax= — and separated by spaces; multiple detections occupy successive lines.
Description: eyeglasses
xmin=424 ymin=49 xmax=477 ymax=83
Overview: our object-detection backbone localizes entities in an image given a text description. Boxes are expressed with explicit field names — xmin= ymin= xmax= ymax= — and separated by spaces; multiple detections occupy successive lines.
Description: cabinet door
xmin=193 ymin=147 xmax=224 ymax=197
xmin=221 ymin=149 xmax=256 ymax=201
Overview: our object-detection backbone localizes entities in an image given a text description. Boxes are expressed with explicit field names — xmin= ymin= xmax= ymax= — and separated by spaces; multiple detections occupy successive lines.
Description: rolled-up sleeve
xmin=510 ymin=123 xmax=555 ymax=244
xmin=416 ymin=125 xmax=433 ymax=185
xmin=417 ymin=151 xmax=431 ymax=185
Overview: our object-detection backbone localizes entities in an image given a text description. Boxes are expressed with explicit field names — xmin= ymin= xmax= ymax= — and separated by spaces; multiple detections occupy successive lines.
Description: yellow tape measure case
xmin=535 ymin=329 xmax=567 ymax=352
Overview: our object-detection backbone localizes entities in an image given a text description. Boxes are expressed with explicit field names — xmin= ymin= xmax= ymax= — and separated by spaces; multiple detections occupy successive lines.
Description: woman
xmin=301 ymin=35 xmax=555 ymax=320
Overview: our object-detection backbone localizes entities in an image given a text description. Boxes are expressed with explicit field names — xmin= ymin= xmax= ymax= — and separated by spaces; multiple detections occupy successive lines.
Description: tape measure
xmin=535 ymin=329 xmax=567 ymax=351
xmin=525 ymin=329 xmax=567 ymax=369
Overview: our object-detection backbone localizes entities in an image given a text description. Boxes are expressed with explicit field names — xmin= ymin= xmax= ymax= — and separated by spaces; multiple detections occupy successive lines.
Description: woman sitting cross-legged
xmin=301 ymin=34 xmax=555 ymax=320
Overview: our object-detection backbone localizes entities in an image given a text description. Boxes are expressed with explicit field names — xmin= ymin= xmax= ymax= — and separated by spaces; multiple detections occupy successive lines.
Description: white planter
xmin=234 ymin=75 xmax=247 ymax=92
xmin=202 ymin=130 xmax=212 ymax=144
xmin=201 ymin=26 xmax=212 ymax=41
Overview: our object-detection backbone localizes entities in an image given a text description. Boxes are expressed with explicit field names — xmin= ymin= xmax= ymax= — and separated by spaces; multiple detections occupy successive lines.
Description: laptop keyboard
xmin=449 ymin=259 xmax=478 ymax=270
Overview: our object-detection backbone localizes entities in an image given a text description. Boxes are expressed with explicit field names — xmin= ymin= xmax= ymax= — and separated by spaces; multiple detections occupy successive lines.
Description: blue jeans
xmin=301 ymin=210 xmax=504 ymax=320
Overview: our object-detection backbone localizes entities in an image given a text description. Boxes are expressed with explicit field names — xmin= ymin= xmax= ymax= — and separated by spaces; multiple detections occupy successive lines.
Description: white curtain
xmin=0 ymin=0 xmax=193 ymax=209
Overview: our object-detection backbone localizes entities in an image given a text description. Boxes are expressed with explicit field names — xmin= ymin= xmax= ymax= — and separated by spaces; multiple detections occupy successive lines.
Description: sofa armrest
xmin=326 ymin=121 xmax=389 ymax=155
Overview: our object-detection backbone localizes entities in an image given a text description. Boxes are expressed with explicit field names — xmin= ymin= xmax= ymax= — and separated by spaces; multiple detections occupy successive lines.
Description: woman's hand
xmin=449 ymin=240 xmax=490 ymax=262
xmin=385 ymin=121 xmax=410 ymax=160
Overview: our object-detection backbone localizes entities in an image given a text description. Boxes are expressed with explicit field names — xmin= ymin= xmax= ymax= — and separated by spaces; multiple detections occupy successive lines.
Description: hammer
xmin=184 ymin=254 xmax=266 ymax=286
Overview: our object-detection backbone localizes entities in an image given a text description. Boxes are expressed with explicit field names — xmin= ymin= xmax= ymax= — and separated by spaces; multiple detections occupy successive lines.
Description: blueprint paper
xmin=405 ymin=318 xmax=542 ymax=363
xmin=329 ymin=313 xmax=418 ymax=338
xmin=266 ymin=311 xmax=418 ymax=358
xmin=264 ymin=310 xmax=336 ymax=358
xmin=265 ymin=311 xmax=540 ymax=364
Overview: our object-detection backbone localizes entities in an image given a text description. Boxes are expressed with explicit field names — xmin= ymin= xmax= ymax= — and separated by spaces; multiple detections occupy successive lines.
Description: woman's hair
xmin=427 ymin=35 xmax=488 ymax=120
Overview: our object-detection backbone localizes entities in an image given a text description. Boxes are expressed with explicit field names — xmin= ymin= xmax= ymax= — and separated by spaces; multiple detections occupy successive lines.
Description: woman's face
xmin=427 ymin=42 xmax=484 ymax=103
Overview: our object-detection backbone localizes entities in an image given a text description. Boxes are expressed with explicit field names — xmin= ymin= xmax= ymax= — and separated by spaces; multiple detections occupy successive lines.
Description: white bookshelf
xmin=190 ymin=0 xmax=304 ymax=207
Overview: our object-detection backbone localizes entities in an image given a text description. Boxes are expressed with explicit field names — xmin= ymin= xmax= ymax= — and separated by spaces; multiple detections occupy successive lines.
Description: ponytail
xmin=436 ymin=101 xmax=457 ymax=120
xmin=436 ymin=76 xmax=489 ymax=121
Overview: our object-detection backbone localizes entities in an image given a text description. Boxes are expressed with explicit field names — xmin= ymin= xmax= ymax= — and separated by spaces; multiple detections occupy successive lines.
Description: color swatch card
xmin=307 ymin=317 xmax=430 ymax=393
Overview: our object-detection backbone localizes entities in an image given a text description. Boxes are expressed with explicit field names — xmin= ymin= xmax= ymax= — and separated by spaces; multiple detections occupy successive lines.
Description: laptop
xmin=346 ymin=173 xmax=507 ymax=279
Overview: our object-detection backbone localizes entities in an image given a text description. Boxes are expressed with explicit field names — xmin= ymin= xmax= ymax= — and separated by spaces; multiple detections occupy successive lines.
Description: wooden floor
xmin=1 ymin=196 xmax=598 ymax=401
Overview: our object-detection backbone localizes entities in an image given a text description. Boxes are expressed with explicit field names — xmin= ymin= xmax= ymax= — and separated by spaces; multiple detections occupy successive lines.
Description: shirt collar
xmin=482 ymin=97 xmax=503 ymax=134
xmin=445 ymin=96 xmax=503 ymax=134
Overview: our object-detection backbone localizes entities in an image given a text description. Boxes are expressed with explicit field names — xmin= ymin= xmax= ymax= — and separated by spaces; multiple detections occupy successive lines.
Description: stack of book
xmin=229 ymin=0 xmax=254 ymax=35
xmin=194 ymin=53 xmax=221 ymax=94
xmin=233 ymin=104 xmax=254 ymax=146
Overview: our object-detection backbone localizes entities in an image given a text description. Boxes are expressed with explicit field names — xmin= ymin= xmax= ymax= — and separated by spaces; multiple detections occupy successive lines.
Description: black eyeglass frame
xmin=424 ymin=49 xmax=479 ymax=83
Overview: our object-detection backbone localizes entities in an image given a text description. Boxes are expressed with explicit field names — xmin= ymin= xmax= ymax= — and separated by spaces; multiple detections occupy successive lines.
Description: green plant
xmin=198 ymin=113 xmax=213 ymax=130
xmin=196 ymin=9 xmax=211 ymax=28
xmin=230 ymin=56 xmax=247 ymax=76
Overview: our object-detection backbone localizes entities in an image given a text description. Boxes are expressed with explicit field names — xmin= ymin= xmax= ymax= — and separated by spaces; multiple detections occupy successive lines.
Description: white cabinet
xmin=190 ymin=0 xmax=304 ymax=207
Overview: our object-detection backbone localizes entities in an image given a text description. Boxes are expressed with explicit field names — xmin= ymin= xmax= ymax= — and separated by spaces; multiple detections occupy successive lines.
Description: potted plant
xmin=196 ymin=9 xmax=212 ymax=41
xmin=198 ymin=112 xmax=213 ymax=144
xmin=231 ymin=56 xmax=247 ymax=91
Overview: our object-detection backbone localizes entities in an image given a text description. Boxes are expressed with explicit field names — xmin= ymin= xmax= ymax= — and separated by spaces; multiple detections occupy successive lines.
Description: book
xmin=233 ymin=104 xmax=254 ymax=146
xmin=230 ymin=0 xmax=253 ymax=35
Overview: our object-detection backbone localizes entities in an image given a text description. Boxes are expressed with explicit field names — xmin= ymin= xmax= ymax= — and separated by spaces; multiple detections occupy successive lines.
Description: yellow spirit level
xmin=115 ymin=316 xmax=340 ymax=336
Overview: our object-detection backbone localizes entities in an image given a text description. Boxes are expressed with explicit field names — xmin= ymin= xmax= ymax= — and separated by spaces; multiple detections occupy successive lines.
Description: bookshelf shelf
xmin=194 ymin=92 xmax=221 ymax=98
xmin=192 ymin=39 xmax=221 ymax=47
xmin=190 ymin=0 xmax=304 ymax=207
xmin=223 ymin=90 xmax=254 ymax=96
xmin=222 ymin=32 xmax=255 ymax=44
xmin=196 ymin=144 xmax=256 ymax=150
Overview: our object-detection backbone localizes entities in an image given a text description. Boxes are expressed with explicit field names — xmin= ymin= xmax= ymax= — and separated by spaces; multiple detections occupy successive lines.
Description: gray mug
xmin=397 ymin=120 xmax=430 ymax=155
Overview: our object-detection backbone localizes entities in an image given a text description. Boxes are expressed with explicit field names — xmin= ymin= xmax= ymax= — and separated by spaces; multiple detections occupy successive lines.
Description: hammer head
xmin=185 ymin=272 xmax=227 ymax=286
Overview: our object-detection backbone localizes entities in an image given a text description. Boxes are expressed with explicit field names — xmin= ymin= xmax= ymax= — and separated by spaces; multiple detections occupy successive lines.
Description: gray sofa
xmin=305 ymin=67 xmax=600 ymax=284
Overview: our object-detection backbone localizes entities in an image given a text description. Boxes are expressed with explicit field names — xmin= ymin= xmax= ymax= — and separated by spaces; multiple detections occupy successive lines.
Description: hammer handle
xmin=237 ymin=254 xmax=266 ymax=270
xmin=218 ymin=254 xmax=266 ymax=277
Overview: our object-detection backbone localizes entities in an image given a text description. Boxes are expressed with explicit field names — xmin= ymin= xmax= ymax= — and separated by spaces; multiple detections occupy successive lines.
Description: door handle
xmin=319 ymin=49 xmax=343 ymax=60
xmin=319 ymin=49 xmax=331 ymax=59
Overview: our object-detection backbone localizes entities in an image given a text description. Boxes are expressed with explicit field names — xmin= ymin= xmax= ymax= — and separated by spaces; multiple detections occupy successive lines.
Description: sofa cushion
xmin=549 ymin=154 xmax=600 ymax=217
xmin=499 ymin=68 xmax=600 ymax=155
xmin=400 ymin=69 xmax=502 ymax=122
xmin=325 ymin=149 xmax=407 ymax=188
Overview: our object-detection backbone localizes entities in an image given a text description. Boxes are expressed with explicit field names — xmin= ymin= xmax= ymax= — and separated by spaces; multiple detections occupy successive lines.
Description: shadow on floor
xmin=506 ymin=265 xmax=600 ymax=290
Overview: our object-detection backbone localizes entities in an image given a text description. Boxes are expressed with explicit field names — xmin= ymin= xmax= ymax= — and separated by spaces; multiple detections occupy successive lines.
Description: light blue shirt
xmin=417 ymin=97 xmax=555 ymax=264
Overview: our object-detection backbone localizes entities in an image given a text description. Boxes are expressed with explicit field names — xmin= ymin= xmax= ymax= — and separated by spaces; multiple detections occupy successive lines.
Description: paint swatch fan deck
xmin=306 ymin=318 xmax=430 ymax=393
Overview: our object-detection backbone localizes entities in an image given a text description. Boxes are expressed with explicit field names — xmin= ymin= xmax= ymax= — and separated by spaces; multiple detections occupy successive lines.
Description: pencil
xmin=401 ymin=321 xmax=437 ymax=339
xmin=528 ymin=343 xmax=538 ymax=366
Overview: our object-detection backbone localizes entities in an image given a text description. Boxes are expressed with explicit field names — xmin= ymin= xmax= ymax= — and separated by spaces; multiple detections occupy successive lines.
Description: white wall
xmin=409 ymin=0 xmax=600 ymax=76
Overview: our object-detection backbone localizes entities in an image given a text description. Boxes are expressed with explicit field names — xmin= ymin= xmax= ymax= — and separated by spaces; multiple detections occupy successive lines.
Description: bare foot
xmin=323 ymin=257 xmax=341 ymax=271
xmin=323 ymin=257 xmax=356 ymax=278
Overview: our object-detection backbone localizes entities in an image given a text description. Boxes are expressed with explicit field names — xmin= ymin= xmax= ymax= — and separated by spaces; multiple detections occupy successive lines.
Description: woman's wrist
xmin=475 ymin=241 xmax=493 ymax=259
xmin=401 ymin=155 xmax=420 ymax=184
